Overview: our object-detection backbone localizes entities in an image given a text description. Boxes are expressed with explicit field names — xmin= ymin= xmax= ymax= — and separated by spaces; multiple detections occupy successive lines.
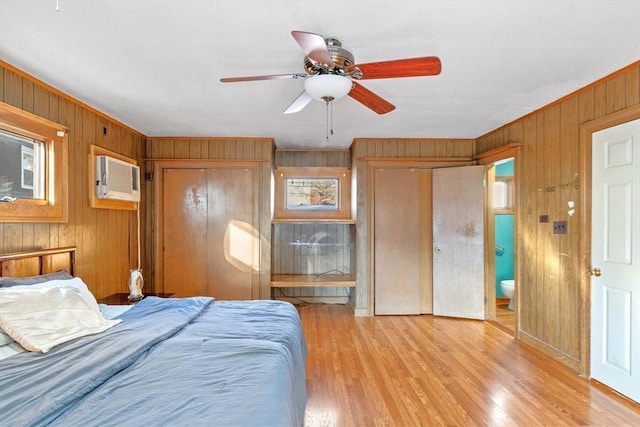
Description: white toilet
xmin=500 ymin=279 xmax=515 ymax=310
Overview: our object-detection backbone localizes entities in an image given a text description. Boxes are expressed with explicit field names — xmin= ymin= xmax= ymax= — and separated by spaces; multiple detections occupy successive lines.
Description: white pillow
xmin=0 ymin=286 xmax=121 ymax=353
xmin=5 ymin=277 xmax=101 ymax=315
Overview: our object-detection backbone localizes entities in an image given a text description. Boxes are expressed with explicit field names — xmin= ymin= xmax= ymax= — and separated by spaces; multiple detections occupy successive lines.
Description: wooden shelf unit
xmin=271 ymin=274 xmax=356 ymax=288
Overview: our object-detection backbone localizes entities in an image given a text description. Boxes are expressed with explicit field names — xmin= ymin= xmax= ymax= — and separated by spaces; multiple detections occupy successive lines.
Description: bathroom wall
xmin=495 ymin=159 xmax=514 ymax=296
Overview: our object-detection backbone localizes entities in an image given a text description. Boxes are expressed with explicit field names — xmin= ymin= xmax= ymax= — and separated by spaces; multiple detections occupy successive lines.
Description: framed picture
xmin=274 ymin=166 xmax=351 ymax=221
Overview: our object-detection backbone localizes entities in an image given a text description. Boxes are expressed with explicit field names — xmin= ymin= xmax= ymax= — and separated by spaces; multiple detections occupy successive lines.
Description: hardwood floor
xmin=298 ymin=304 xmax=640 ymax=426
xmin=493 ymin=301 xmax=515 ymax=333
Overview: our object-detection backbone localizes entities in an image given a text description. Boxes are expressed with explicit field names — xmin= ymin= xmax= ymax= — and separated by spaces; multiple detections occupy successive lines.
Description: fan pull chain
xmin=325 ymin=99 xmax=330 ymax=141
xmin=330 ymin=101 xmax=334 ymax=136
xmin=325 ymin=99 xmax=335 ymax=142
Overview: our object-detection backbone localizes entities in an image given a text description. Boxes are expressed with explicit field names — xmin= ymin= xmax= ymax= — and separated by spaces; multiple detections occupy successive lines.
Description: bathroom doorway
xmin=479 ymin=146 xmax=520 ymax=334
xmin=492 ymin=158 xmax=515 ymax=333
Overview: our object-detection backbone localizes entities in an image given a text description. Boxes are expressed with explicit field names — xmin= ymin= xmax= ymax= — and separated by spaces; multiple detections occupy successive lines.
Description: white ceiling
xmin=0 ymin=1 xmax=639 ymax=149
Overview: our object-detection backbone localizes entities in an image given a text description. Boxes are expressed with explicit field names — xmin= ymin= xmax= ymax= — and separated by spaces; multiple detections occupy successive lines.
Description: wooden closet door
xmin=206 ymin=168 xmax=254 ymax=300
xmin=162 ymin=168 xmax=208 ymax=297
xmin=374 ymin=168 xmax=432 ymax=315
xmin=161 ymin=166 xmax=255 ymax=299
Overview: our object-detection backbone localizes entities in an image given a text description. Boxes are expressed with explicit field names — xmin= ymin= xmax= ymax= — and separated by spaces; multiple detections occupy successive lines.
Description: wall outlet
xmin=553 ymin=221 xmax=567 ymax=234
xmin=540 ymin=215 xmax=549 ymax=223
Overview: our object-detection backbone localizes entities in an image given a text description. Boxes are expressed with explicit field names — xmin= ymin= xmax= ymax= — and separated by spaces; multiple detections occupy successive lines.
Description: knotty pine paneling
xmin=0 ymin=62 xmax=145 ymax=300
xmin=350 ymin=138 xmax=475 ymax=315
xmin=145 ymin=137 xmax=274 ymax=298
xmin=475 ymin=62 xmax=640 ymax=372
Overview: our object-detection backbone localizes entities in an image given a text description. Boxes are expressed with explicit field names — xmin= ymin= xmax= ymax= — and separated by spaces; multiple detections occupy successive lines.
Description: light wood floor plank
xmin=299 ymin=304 xmax=640 ymax=426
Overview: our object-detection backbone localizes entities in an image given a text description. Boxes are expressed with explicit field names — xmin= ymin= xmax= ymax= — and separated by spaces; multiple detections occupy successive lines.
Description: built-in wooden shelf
xmin=271 ymin=274 xmax=356 ymax=288
xmin=272 ymin=218 xmax=355 ymax=224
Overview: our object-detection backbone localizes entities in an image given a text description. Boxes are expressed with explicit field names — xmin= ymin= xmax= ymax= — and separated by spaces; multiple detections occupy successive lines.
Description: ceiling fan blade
xmin=291 ymin=30 xmax=334 ymax=66
xmin=283 ymin=91 xmax=313 ymax=114
xmin=220 ymin=73 xmax=306 ymax=83
xmin=351 ymin=56 xmax=442 ymax=80
xmin=348 ymin=82 xmax=395 ymax=115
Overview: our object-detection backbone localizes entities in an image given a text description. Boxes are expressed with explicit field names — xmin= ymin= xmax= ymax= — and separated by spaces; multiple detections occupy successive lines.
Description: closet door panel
xmin=206 ymin=168 xmax=255 ymax=300
xmin=374 ymin=168 xmax=421 ymax=315
xmin=162 ymin=168 xmax=207 ymax=297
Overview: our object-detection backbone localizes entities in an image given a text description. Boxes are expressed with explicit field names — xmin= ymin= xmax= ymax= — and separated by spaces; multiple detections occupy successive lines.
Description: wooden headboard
xmin=0 ymin=247 xmax=76 ymax=278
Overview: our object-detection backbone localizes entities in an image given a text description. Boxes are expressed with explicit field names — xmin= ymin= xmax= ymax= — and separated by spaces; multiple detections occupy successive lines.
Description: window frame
xmin=0 ymin=101 xmax=68 ymax=223
xmin=273 ymin=166 xmax=351 ymax=221
xmin=493 ymin=175 xmax=514 ymax=214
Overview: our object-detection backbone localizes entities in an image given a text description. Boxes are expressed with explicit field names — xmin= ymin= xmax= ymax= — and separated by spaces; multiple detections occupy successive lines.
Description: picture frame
xmin=273 ymin=166 xmax=351 ymax=221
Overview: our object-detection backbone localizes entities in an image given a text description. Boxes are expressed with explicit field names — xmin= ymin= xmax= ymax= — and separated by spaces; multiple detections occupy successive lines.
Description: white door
xmin=591 ymin=118 xmax=640 ymax=403
xmin=432 ymin=165 xmax=485 ymax=319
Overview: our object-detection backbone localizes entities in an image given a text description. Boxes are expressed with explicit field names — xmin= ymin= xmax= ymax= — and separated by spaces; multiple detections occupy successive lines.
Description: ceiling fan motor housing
xmin=303 ymin=38 xmax=355 ymax=75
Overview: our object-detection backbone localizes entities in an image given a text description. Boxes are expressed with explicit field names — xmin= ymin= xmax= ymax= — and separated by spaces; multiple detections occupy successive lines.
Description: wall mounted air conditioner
xmin=95 ymin=155 xmax=140 ymax=202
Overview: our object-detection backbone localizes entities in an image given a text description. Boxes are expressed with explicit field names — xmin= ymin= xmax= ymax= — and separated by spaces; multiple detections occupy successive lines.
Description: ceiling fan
xmin=220 ymin=31 xmax=442 ymax=115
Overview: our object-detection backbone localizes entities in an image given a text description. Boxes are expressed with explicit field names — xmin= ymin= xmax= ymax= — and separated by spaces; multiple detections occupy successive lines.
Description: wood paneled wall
xmin=350 ymin=139 xmax=475 ymax=315
xmin=272 ymin=149 xmax=354 ymax=302
xmin=0 ymin=61 xmax=145 ymax=300
xmin=145 ymin=137 xmax=274 ymax=297
xmin=475 ymin=62 xmax=640 ymax=373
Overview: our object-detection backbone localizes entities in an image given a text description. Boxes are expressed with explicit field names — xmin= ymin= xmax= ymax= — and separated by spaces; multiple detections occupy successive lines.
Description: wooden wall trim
xmin=147 ymin=136 xmax=275 ymax=142
xmin=356 ymin=156 xmax=473 ymax=163
xmin=475 ymin=143 xmax=522 ymax=164
xmin=276 ymin=148 xmax=350 ymax=153
xmin=352 ymin=137 xmax=476 ymax=144
xmin=144 ymin=158 xmax=269 ymax=163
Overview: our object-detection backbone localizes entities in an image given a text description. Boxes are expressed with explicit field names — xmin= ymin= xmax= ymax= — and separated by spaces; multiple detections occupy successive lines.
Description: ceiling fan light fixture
xmin=304 ymin=74 xmax=353 ymax=101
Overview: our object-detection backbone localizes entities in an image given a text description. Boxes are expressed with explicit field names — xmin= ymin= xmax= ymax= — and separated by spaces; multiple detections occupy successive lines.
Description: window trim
xmin=0 ymin=101 xmax=68 ymax=223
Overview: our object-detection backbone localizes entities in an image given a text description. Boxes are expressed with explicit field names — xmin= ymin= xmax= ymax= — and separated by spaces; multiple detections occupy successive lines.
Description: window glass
xmin=0 ymin=130 xmax=45 ymax=201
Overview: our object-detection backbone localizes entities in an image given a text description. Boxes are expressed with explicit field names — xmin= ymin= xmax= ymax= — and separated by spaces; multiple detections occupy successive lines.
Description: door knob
xmin=590 ymin=268 xmax=601 ymax=277
xmin=434 ymin=247 xmax=441 ymax=254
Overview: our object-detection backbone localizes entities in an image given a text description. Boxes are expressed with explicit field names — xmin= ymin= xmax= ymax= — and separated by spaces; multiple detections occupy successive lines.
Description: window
xmin=493 ymin=176 xmax=513 ymax=213
xmin=0 ymin=101 xmax=68 ymax=222
xmin=0 ymin=130 xmax=45 ymax=200
xmin=274 ymin=167 xmax=351 ymax=221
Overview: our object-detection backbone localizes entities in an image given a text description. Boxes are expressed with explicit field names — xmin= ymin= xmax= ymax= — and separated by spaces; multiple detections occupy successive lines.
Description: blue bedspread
xmin=0 ymin=297 xmax=307 ymax=426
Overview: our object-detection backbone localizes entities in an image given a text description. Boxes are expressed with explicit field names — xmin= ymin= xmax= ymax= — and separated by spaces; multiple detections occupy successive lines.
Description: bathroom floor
xmin=495 ymin=300 xmax=515 ymax=332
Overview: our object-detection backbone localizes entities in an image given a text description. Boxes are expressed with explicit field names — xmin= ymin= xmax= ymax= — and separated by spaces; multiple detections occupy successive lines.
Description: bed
xmin=0 ymin=247 xmax=307 ymax=426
